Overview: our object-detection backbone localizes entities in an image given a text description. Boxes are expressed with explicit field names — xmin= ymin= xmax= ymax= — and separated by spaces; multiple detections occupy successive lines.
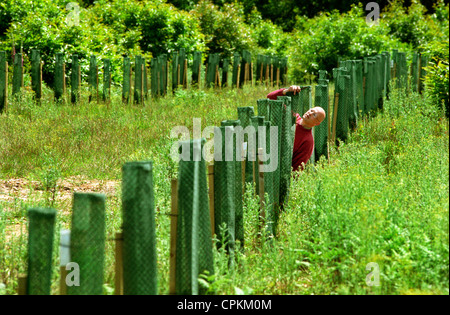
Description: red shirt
xmin=266 ymin=89 xmax=314 ymax=172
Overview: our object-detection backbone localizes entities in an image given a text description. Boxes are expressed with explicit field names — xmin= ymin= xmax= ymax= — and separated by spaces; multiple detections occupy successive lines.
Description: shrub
xmin=192 ymin=0 xmax=256 ymax=59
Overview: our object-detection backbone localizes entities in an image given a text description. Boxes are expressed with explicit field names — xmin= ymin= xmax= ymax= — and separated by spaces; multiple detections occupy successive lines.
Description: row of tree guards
xmin=0 ymin=49 xmax=288 ymax=113
xmin=16 ymin=49 xmax=428 ymax=295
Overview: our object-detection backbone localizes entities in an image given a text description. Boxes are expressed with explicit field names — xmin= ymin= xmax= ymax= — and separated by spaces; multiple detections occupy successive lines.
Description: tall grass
xmin=0 ymin=82 xmax=448 ymax=295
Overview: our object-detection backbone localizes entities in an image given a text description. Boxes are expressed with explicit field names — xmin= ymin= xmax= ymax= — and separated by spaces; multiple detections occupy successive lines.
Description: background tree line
xmin=0 ymin=0 xmax=448 ymax=112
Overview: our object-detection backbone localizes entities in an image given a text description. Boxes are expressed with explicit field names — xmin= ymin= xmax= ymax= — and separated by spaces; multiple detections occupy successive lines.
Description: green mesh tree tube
xmin=267 ymin=99 xmax=283 ymax=210
xmin=397 ymin=52 xmax=408 ymax=92
xmin=134 ymin=55 xmax=143 ymax=102
xmin=251 ymin=116 xmax=265 ymax=194
xmin=71 ymin=54 xmax=80 ymax=103
xmin=191 ymin=51 xmax=202 ymax=86
xmin=89 ymin=55 xmax=98 ymax=102
xmin=222 ymin=58 xmax=229 ymax=87
xmin=257 ymin=99 xmax=270 ymax=120
xmin=103 ymin=58 xmax=111 ymax=102
xmin=342 ymin=60 xmax=358 ymax=129
xmin=285 ymin=91 xmax=300 ymax=127
xmin=0 ymin=51 xmax=6 ymax=113
xmin=27 ymin=208 xmax=57 ymax=295
xmin=314 ymin=84 xmax=329 ymax=162
xmin=276 ymin=96 xmax=293 ymax=209
xmin=256 ymin=54 xmax=263 ymax=83
xmin=122 ymin=56 xmax=131 ymax=103
xmin=239 ymin=50 xmax=252 ymax=87
xmin=159 ymin=54 xmax=168 ymax=96
xmin=122 ymin=161 xmax=158 ymax=295
xmin=213 ymin=127 xmax=236 ymax=257
xmin=334 ymin=70 xmax=350 ymax=144
xmin=68 ymin=192 xmax=106 ymax=295
xmin=261 ymin=120 xmax=275 ymax=236
xmin=150 ymin=56 xmax=157 ymax=98
xmin=178 ymin=48 xmax=186 ymax=88
xmin=176 ymin=138 xmax=215 ymax=295
xmin=382 ymin=51 xmax=391 ymax=99
xmin=31 ymin=49 xmax=41 ymax=101
xmin=206 ymin=53 xmax=220 ymax=88
xmin=55 ymin=52 xmax=64 ymax=101
xmin=237 ymin=106 xmax=255 ymax=184
xmin=355 ymin=60 xmax=364 ymax=116
xmin=172 ymin=51 xmax=179 ymax=91
xmin=221 ymin=120 xmax=244 ymax=247
xmin=411 ymin=52 xmax=419 ymax=93
xmin=12 ymin=52 xmax=22 ymax=97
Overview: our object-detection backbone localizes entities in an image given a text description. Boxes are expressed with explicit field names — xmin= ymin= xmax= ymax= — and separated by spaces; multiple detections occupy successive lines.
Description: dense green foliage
xmin=0 ymin=0 xmax=448 ymax=295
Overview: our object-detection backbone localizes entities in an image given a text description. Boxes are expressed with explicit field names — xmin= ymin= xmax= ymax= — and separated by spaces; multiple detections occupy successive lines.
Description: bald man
xmin=267 ymin=85 xmax=326 ymax=172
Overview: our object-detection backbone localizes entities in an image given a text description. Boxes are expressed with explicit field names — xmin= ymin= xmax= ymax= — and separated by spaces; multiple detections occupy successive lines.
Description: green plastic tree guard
xmin=27 ymin=207 xmax=57 ymax=295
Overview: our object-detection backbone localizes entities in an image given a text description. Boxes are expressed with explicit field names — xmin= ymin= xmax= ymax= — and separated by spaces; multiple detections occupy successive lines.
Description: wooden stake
xmin=258 ymin=148 xmax=265 ymax=221
xmin=250 ymin=62 xmax=253 ymax=87
xmin=183 ymin=59 xmax=188 ymax=89
xmin=270 ymin=64 xmax=273 ymax=87
xmin=114 ymin=232 xmax=123 ymax=295
xmin=60 ymin=266 xmax=67 ymax=295
xmin=260 ymin=63 xmax=263 ymax=84
xmin=207 ymin=164 xmax=215 ymax=237
xmin=236 ymin=64 xmax=240 ymax=89
xmin=18 ymin=274 xmax=27 ymax=295
xmin=169 ymin=179 xmax=178 ymax=295
xmin=276 ymin=68 xmax=280 ymax=88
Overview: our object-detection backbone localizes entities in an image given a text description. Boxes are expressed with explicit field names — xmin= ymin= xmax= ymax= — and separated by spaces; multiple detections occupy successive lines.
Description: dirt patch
xmin=0 ymin=177 xmax=121 ymax=241
xmin=0 ymin=176 xmax=120 ymax=204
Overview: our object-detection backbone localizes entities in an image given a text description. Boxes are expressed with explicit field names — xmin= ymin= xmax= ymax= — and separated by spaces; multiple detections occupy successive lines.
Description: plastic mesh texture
xmin=261 ymin=120 xmax=275 ymax=236
xmin=333 ymin=68 xmax=350 ymax=143
xmin=267 ymin=100 xmax=283 ymax=216
xmin=220 ymin=120 xmax=244 ymax=247
xmin=122 ymin=56 xmax=131 ymax=103
xmin=232 ymin=52 xmax=241 ymax=87
xmin=54 ymin=53 xmax=64 ymax=101
xmin=191 ymin=51 xmax=202 ymax=86
xmin=206 ymin=53 xmax=220 ymax=88
xmin=341 ymin=60 xmax=358 ymax=129
xmin=26 ymin=208 xmax=57 ymax=295
xmin=176 ymin=139 xmax=215 ymax=295
xmin=314 ymin=84 xmax=329 ymax=162
xmin=237 ymin=106 xmax=255 ymax=184
xmin=251 ymin=116 xmax=266 ymax=194
xmin=70 ymin=54 xmax=79 ymax=103
xmin=121 ymin=161 xmax=158 ymax=295
xmin=67 ymin=192 xmax=106 ymax=295
xmin=276 ymin=96 xmax=294 ymax=209
xmin=31 ymin=49 xmax=42 ymax=100
xmin=213 ymin=127 xmax=237 ymax=256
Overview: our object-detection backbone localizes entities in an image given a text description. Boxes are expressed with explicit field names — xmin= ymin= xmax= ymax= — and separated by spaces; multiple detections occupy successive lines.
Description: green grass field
xmin=0 ymin=82 xmax=448 ymax=295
